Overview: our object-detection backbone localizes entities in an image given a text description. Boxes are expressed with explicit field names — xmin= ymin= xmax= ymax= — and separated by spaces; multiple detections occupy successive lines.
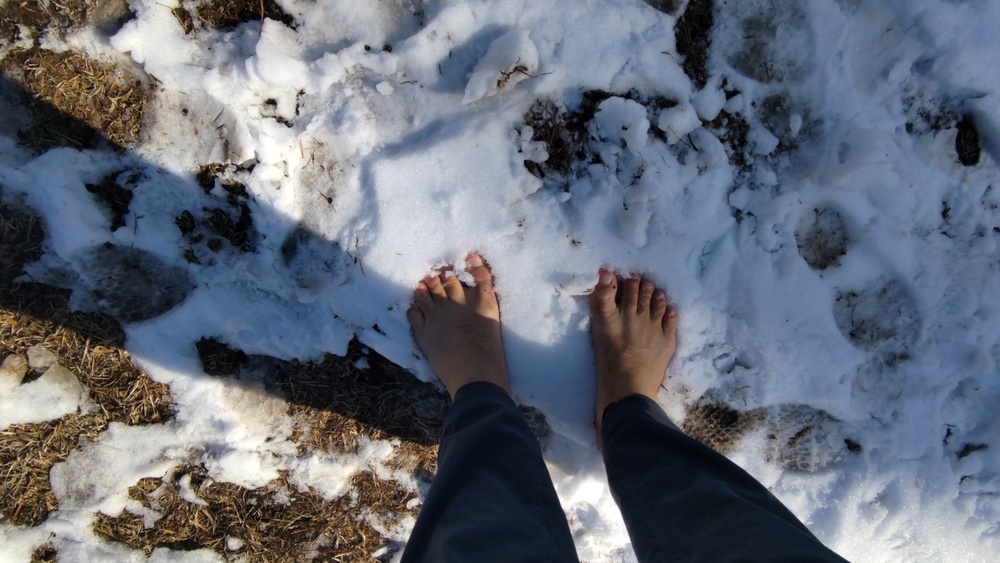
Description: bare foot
xmin=589 ymin=270 xmax=678 ymax=431
xmin=407 ymin=253 xmax=511 ymax=399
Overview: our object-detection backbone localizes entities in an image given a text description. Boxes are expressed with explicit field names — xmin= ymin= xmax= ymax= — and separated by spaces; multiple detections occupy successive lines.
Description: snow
xmin=1 ymin=0 xmax=999 ymax=560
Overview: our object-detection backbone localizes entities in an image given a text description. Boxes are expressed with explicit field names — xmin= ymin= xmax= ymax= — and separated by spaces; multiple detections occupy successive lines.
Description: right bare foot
xmin=407 ymin=253 xmax=511 ymax=400
xmin=589 ymin=270 xmax=678 ymax=431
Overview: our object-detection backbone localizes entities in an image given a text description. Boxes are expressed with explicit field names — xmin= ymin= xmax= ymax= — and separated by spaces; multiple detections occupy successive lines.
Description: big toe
xmin=467 ymin=253 xmax=494 ymax=292
xmin=589 ymin=269 xmax=618 ymax=319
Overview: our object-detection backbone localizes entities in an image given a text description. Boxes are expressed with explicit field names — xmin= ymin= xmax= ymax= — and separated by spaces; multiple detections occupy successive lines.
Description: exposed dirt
xmin=674 ymin=0 xmax=714 ymax=88
xmin=0 ymin=47 xmax=149 ymax=151
xmin=172 ymin=0 xmax=296 ymax=33
xmin=176 ymin=162 xmax=258 ymax=259
xmin=706 ymin=108 xmax=751 ymax=172
xmin=795 ymin=206 xmax=851 ymax=271
xmin=682 ymin=397 xmax=761 ymax=453
xmin=956 ymin=115 xmax=982 ymax=166
xmin=520 ymin=90 xmax=677 ymax=187
xmin=85 ymin=170 xmax=138 ymax=231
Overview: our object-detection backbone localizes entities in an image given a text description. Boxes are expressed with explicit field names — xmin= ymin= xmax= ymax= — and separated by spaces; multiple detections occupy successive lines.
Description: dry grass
xmin=30 ymin=544 xmax=58 ymax=563
xmin=0 ymin=47 xmax=149 ymax=151
xmin=173 ymin=0 xmax=295 ymax=33
xmin=0 ymin=0 xmax=90 ymax=44
xmin=0 ymin=197 xmax=174 ymax=528
xmin=93 ymin=466 xmax=413 ymax=561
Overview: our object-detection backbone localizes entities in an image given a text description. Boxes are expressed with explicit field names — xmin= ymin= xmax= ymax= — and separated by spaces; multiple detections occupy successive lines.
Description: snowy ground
xmin=2 ymin=0 xmax=1000 ymax=560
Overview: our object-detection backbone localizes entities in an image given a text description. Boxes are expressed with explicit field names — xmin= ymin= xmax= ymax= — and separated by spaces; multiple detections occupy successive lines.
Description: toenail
xmin=467 ymin=254 xmax=483 ymax=268
xmin=599 ymin=273 xmax=613 ymax=286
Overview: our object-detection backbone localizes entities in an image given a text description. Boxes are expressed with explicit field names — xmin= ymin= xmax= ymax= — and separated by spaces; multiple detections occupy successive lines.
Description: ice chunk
xmin=592 ymin=97 xmax=650 ymax=151
xmin=26 ymin=344 xmax=58 ymax=370
xmin=692 ymin=87 xmax=726 ymax=121
xmin=0 ymin=354 xmax=28 ymax=390
xmin=252 ymin=20 xmax=309 ymax=90
xmin=0 ymin=362 xmax=89 ymax=429
xmin=656 ymin=103 xmax=701 ymax=145
xmin=463 ymin=30 xmax=539 ymax=104
xmin=749 ymin=125 xmax=780 ymax=155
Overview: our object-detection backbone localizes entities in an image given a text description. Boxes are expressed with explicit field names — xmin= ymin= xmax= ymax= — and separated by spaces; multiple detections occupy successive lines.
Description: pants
xmin=401 ymin=382 xmax=848 ymax=563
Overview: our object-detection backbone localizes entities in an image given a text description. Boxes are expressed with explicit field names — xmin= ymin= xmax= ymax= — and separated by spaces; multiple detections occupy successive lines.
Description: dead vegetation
xmin=0 ymin=0 xmax=133 ymax=44
xmin=0 ymin=47 xmax=149 ymax=151
xmin=83 ymin=336 xmax=445 ymax=561
xmin=0 ymin=196 xmax=174 ymax=528
xmin=172 ymin=0 xmax=296 ymax=33
xmin=0 ymin=0 xmax=89 ymax=44
xmin=93 ymin=466 xmax=413 ymax=561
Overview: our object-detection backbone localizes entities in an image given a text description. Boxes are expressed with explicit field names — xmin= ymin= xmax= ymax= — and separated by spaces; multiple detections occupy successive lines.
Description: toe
xmin=442 ymin=274 xmax=466 ymax=303
xmin=424 ymin=274 xmax=447 ymax=299
xmin=637 ymin=280 xmax=655 ymax=313
xmin=414 ymin=282 xmax=434 ymax=313
xmin=467 ymin=253 xmax=494 ymax=293
xmin=588 ymin=269 xmax=618 ymax=318
xmin=406 ymin=304 xmax=425 ymax=328
xmin=651 ymin=290 xmax=668 ymax=320
xmin=622 ymin=275 xmax=641 ymax=313
xmin=662 ymin=305 xmax=678 ymax=340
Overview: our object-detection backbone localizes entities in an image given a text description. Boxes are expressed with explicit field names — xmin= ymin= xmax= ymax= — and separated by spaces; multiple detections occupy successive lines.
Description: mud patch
xmin=280 ymin=227 xmax=352 ymax=298
xmin=70 ymin=245 xmax=193 ymax=323
xmin=85 ymin=170 xmax=142 ymax=231
xmin=682 ymin=396 xmax=760 ymax=453
xmin=674 ymin=0 xmax=714 ymax=88
xmin=706 ymin=108 xmax=752 ymax=173
xmin=0 ymin=194 xmax=45 ymax=286
xmin=718 ymin=0 xmax=814 ymax=84
xmin=683 ymin=392 xmax=857 ymax=471
xmin=795 ymin=206 xmax=851 ymax=271
xmin=763 ymin=404 xmax=851 ymax=471
xmin=833 ymin=278 xmax=921 ymax=352
xmin=0 ymin=48 xmax=149 ymax=151
xmin=956 ymin=115 xmax=981 ymax=167
xmin=196 ymin=337 xmax=248 ymax=377
xmin=177 ymin=162 xmax=258 ymax=261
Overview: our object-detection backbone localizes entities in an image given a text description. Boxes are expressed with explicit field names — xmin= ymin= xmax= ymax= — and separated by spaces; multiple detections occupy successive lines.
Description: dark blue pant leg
xmin=402 ymin=382 xmax=579 ymax=563
xmin=601 ymin=395 xmax=849 ymax=563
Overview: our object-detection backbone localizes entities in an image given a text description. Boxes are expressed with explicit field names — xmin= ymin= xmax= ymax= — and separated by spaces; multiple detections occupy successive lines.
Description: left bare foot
xmin=407 ymin=253 xmax=511 ymax=399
